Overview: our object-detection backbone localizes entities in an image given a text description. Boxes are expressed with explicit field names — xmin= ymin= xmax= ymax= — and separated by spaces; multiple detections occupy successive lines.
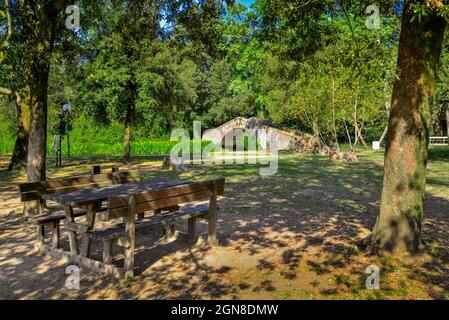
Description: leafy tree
xmin=2 ymin=0 xmax=77 ymax=181
xmin=73 ymin=0 xmax=229 ymax=162
xmin=371 ymin=0 xmax=448 ymax=254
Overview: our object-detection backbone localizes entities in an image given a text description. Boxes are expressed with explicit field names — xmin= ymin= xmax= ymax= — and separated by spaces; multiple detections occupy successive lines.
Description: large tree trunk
xmin=27 ymin=54 xmax=51 ymax=182
xmin=25 ymin=1 xmax=66 ymax=183
xmin=371 ymin=3 xmax=447 ymax=254
xmin=8 ymin=87 xmax=31 ymax=171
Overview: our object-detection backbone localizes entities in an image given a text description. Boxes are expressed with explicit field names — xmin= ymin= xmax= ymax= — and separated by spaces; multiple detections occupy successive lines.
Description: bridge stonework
xmin=202 ymin=117 xmax=318 ymax=152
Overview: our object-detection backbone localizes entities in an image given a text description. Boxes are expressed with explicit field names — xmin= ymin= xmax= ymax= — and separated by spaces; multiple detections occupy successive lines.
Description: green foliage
xmin=237 ymin=133 xmax=261 ymax=151
xmin=3 ymin=0 xmax=444 ymax=157
xmin=0 ymin=114 xmax=217 ymax=156
xmin=0 ymin=122 xmax=14 ymax=155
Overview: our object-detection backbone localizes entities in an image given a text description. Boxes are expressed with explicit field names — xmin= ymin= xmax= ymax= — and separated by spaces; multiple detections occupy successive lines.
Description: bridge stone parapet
xmin=202 ymin=117 xmax=319 ymax=152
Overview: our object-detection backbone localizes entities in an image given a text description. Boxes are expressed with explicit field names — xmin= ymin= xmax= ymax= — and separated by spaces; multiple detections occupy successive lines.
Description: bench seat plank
xmin=89 ymin=205 xmax=210 ymax=241
xmin=32 ymin=207 xmax=107 ymax=225
xmin=33 ymin=209 xmax=88 ymax=224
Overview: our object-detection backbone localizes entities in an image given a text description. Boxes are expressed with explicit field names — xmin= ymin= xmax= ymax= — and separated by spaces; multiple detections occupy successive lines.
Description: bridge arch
xmin=202 ymin=117 xmax=315 ymax=152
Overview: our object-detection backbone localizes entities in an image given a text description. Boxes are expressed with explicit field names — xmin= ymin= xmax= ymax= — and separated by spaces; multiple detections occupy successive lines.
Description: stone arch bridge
xmin=202 ymin=117 xmax=316 ymax=152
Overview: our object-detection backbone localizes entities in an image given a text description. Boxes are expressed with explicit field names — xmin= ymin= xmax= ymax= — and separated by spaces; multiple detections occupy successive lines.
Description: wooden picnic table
xmin=39 ymin=176 xmax=224 ymax=277
xmin=42 ymin=179 xmax=191 ymax=257
xmin=43 ymin=179 xmax=189 ymax=207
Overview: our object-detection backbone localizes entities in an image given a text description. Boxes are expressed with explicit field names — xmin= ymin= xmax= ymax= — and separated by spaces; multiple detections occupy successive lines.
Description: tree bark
xmin=124 ymin=121 xmax=131 ymax=165
xmin=378 ymin=125 xmax=388 ymax=145
xmin=344 ymin=122 xmax=353 ymax=149
xmin=123 ymin=78 xmax=136 ymax=165
xmin=27 ymin=52 xmax=51 ymax=182
xmin=379 ymin=74 xmax=392 ymax=145
xmin=357 ymin=124 xmax=368 ymax=150
xmin=8 ymin=87 xmax=31 ymax=171
xmin=24 ymin=1 xmax=67 ymax=182
xmin=371 ymin=3 xmax=447 ymax=254
xmin=433 ymin=119 xmax=442 ymax=136
xmin=431 ymin=97 xmax=443 ymax=136
xmin=331 ymin=79 xmax=340 ymax=151
xmin=446 ymin=107 xmax=449 ymax=140
xmin=353 ymin=96 xmax=359 ymax=146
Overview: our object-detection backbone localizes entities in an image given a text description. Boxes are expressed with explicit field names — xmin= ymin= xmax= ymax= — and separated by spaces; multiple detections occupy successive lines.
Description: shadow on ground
xmin=0 ymin=150 xmax=449 ymax=299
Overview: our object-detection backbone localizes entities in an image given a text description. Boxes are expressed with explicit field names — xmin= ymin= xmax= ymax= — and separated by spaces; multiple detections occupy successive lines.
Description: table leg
xmin=188 ymin=217 xmax=197 ymax=243
xmin=51 ymin=221 xmax=60 ymax=249
xmin=81 ymin=203 xmax=98 ymax=257
xmin=124 ymin=196 xmax=136 ymax=278
xmin=64 ymin=205 xmax=79 ymax=255
xmin=208 ymin=182 xmax=219 ymax=247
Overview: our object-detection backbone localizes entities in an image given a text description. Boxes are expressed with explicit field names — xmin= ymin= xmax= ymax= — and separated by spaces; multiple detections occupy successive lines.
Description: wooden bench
xmin=18 ymin=170 xmax=139 ymax=248
xmin=64 ymin=178 xmax=225 ymax=278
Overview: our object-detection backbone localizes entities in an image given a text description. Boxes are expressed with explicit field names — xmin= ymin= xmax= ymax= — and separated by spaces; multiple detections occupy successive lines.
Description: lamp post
xmin=63 ymin=103 xmax=72 ymax=160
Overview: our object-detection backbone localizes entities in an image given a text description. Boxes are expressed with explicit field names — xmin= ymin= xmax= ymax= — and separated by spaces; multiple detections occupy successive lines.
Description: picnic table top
xmin=42 ymin=179 xmax=190 ymax=207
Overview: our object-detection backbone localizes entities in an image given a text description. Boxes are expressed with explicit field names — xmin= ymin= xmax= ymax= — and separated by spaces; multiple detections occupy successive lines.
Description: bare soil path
xmin=1 ymin=151 xmax=448 ymax=300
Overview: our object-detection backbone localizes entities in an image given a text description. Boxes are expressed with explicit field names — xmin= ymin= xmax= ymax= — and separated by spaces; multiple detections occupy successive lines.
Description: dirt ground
xmin=1 ymin=151 xmax=449 ymax=300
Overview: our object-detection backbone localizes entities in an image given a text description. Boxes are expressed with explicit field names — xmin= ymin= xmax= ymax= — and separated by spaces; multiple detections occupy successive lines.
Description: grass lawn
xmin=0 ymin=147 xmax=448 ymax=299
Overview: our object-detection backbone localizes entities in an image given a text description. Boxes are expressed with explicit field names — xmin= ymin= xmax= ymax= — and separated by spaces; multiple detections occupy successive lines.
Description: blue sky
xmin=238 ymin=0 xmax=256 ymax=7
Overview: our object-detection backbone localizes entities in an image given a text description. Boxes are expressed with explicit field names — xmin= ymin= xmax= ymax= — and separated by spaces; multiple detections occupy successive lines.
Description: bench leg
xmin=187 ymin=217 xmax=197 ymax=243
xmin=81 ymin=204 xmax=97 ymax=257
xmin=124 ymin=241 xmax=135 ymax=278
xmin=103 ymin=240 xmax=113 ymax=265
xmin=124 ymin=196 xmax=136 ymax=278
xmin=64 ymin=205 xmax=79 ymax=255
xmin=25 ymin=200 xmax=41 ymax=217
xmin=51 ymin=221 xmax=60 ymax=249
xmin=37 ymin=225 xmax=45 ymax=247
xmin=163 ymin=223 xmax=176 ymax=241
xmin=208 ymin=184 xmax=219 ymax=247
xmin=208 ymin=214 xmax=218 ymax=247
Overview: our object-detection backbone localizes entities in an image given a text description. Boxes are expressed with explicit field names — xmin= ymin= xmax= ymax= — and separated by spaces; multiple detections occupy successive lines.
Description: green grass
xmin=1 ymin=145 xmax=449 ymax=299
xmin=0 ymin=120 xmax=15 ymax=156
xmin=0 ymin=120 xmax=218 ymax=156
xmin=46 ymin=138 xmax=216 ymax=156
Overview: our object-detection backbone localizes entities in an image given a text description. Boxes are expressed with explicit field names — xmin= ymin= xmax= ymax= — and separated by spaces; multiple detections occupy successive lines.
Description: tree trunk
xmin=123 ymin=78 xmax=136 ymax=165
xmin=344 ymin=122 xmax=353 ymax=149
xmin=357 ymin=124 xmax=368 ymax=150
xmin=8 ymin=87 xmax=31 ymax=171
xmin=431 ymin=97 xmax=443 ymax=136
xmin=446 ymin=107 xmax=449 ymax=140
xmin=371 ymin=3 xmax=447 ymax=254
xmin=378 ymin=125 xmax=388 ymax=145
xmin=433 ymin=119 xmax=442 ymax=136
xmin=123 ymin=122 xmax=131 ymax=165
xmin=353 ymin=96 xmax=359 ymax=146
xmin=27 ymin=66 xmax=50 ymax=182
xmin=331 ymin=79 xmax=340 ymax=151
xmin=25 ymin=2 xmax=66 ymax=182
xmin=353 ymin=96 xmax=368 ymax=149
xmin=379 ymin=74 xmax=392 ymax=145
